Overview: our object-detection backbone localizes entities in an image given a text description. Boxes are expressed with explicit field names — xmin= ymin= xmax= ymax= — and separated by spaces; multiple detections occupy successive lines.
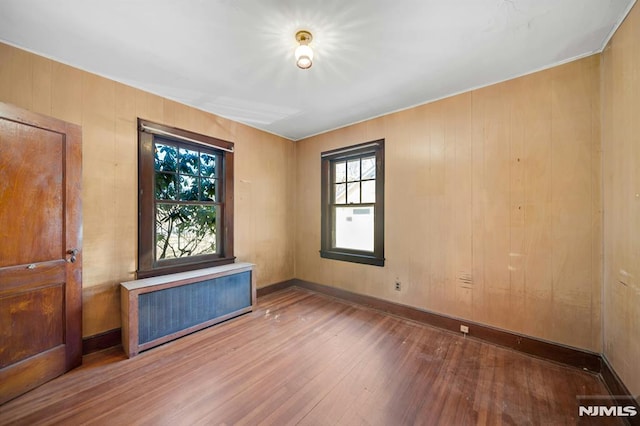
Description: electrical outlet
xmin=460 ymin=325 xmax=469 ymax=334
xmin=395 ymin=280 xmax=401 ymax=291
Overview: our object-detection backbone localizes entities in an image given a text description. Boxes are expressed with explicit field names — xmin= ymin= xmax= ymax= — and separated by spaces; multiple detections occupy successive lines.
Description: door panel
xmin=0 ymin=102 xmax=82 ymax=404
xmin=0 ymin=121 xmax=64 ymax=267
xmin=0 ymin=347 xmax=67 ymax=405
xmin=0 ymin=284 xmax=64 ymax=368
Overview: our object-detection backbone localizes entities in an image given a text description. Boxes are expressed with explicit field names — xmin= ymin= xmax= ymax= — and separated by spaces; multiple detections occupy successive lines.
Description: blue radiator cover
xmin=138 ymin=271 xmax=251 ymax=344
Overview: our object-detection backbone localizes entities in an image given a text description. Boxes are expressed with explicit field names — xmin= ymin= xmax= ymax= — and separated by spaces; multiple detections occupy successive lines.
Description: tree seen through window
xmin=153 ymin=139 xmax=221 ymax=260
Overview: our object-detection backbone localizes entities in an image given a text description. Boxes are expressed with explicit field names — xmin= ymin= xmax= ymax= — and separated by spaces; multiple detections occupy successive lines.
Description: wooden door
xmin=0 ymin=102 xmax=82 ymax=404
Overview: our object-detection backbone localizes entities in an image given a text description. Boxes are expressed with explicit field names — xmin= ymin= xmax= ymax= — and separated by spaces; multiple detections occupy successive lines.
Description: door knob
xmin=66 ymin=249 xmax=78 ymax=263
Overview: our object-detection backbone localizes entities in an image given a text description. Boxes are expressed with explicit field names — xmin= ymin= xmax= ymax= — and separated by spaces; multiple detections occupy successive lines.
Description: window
xmin=137 ymin=119 xmax=234 ymax=278
xmin=320 ymin=139 xmax=384 ymax=266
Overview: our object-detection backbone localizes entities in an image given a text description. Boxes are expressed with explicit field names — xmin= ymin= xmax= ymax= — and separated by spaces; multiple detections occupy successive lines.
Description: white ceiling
xmin=0 ymin=0 xmax=635 ymax=141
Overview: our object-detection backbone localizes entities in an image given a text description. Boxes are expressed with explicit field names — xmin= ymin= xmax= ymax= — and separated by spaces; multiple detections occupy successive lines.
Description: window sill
xmin=136 ymin=256 xmax=236 ymax=279
xmin=320 ymin=250 xmax=384 ymax=267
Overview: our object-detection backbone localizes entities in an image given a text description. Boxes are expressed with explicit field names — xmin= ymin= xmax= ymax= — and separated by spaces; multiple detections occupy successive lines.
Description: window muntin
xmin=138 ymin=119 xmax=234 ymax=278
xmin=321 ymin=140 xmax=384 ymax=266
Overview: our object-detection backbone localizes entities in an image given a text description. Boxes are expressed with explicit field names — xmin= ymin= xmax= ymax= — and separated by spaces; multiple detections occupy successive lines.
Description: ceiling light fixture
xmin=295 ymin=30 xmax=313 ymax=69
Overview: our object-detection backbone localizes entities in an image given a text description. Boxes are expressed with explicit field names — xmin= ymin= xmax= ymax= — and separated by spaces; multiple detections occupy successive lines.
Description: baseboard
xmin=82 ymin=328 xmax=122 ymax=355
xmin=78 ymin=279 xmax=602 ymax=372
xmin=289 ymin=279 xmax=602 ymax=373
xmin=600 ymin=355 xmax=640 ymax=425
xmin=256 ymin=279 xmax=296 ymax=297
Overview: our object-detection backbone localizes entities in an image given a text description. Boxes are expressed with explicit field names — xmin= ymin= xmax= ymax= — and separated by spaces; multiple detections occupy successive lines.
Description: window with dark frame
xmin=320 ymin=139 xmax=385 ymax=266
xmin=137 ymin=119 xmax=235 ymax=278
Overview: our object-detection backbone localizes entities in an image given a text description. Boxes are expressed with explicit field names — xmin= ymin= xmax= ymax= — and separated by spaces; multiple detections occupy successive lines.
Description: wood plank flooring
xmin=0 ymin=288 xmax=619 ymax=425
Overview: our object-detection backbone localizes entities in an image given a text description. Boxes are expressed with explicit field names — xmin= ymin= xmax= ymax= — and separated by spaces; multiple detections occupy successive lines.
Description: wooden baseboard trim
xmin=289 ymin=279 xmax=602 ymax=373
xmin=600 ymin=355 xmax=640 ymax=424
xmin=82 ymin=328 xmax=122 ymax=355
xmin=256 ymin=279 xmax=296 ymax=297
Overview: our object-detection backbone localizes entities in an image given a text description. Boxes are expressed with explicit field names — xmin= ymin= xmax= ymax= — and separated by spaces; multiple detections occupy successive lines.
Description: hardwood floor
xmin=0 ymin=288 xmax=620 ymax=425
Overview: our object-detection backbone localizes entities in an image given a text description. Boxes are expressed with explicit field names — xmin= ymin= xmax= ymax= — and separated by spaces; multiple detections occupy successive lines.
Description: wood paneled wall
xmin=602 ymin=2 xmax=640 ymax=397
xmin=295 ymin=55 xmax=602 ymax=352
xmin=0 ymin=42 xmax=295 ymax=337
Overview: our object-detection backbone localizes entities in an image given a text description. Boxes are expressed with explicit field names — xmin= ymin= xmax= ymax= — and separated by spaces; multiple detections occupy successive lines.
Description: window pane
xmin=201 ymin=178 xmax=217 ymax=201
xmin=155 ymin=204 xmax=218 ymax=260
xmin=347 ymin=182 xmax=360 ymax=204
xmin=334 ymin=162 xmax=346 ymax=183
xmin=335 ymin=183 xmax=346 ymax=204
xmin=334 ymin=206 xmax=374 ymax=252
xmin=347 ymin=159 xmax=360 ymax=182
xmin=179 ymin=147 xmax=199 ymax=175
xmin=155 ymin=172 xmax=177 ymax=200
xmin=200 ymin=153 xmax=217 ymax=178
xmin=362 ymin=180 xmax=375 ymax=203
xmin=179 ymin=175 xmax=199 ymax=201
xmin=154 ymin=143 xmax=177 ymax=172
xmin=361 ymin=156 xmax=376 ymax=179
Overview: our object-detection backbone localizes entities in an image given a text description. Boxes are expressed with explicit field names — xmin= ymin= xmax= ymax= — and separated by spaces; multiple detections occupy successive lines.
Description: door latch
xmin=66 ymin=249 xmax=79 ymax=263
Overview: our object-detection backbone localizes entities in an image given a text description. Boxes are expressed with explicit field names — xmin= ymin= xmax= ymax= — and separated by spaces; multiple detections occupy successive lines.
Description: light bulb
xmin=295 ymin=44 xmax=313 ymax=69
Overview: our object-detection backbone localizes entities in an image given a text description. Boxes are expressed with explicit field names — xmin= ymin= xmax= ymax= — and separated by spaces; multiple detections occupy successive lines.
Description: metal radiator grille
xmin=138 ymin=271 xmax=251 ymax=344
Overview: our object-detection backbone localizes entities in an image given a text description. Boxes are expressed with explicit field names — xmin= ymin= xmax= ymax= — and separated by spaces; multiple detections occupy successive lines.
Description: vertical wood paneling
xmin=0 ymin=42 xmax=295 ymax=338
xmin=386 ymin=111 xmax=416 ymax=301
xmin=296 ymin=55 xmax=602 ymax=352
xmin=549 ymin=57 xmax=600 ymax=349
xmin=136 ymin=90 xmax=164 ymax=124
xmin=81 ymin=72 xmax=117 ymax=295
xmin=51 ymin=63 xmax=83 ymax=125
xmin=428 ymin=101 xmax=446 ymax=311
xmin=0 ymin=47 xmax=32 ymax=109
xmin=31 ymin=55 xmax=52 ymax=116
xmin=508 ymin=76 xmax=527 ymax=332
xmin=589 ymin=58 xmax=603 ymax=353
xmin=451 ymin=94 xmax=473 ymax=320
xmin=520 ymin=72 xmax=554 ymax=340
xmin=602 ymin=1 xmax=640 ymax=397
xmin=113 ymin=83 xmax=138 ymax=282
xmin=473 ymin=83 xmax=513 ymax=329
xmin=0 ymin=44 xmax=13 ymax=102
xmin=234 ymin=126 xmax=295 ymax=289
xmin=470 ymin=88 xmax=487 ymax=330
